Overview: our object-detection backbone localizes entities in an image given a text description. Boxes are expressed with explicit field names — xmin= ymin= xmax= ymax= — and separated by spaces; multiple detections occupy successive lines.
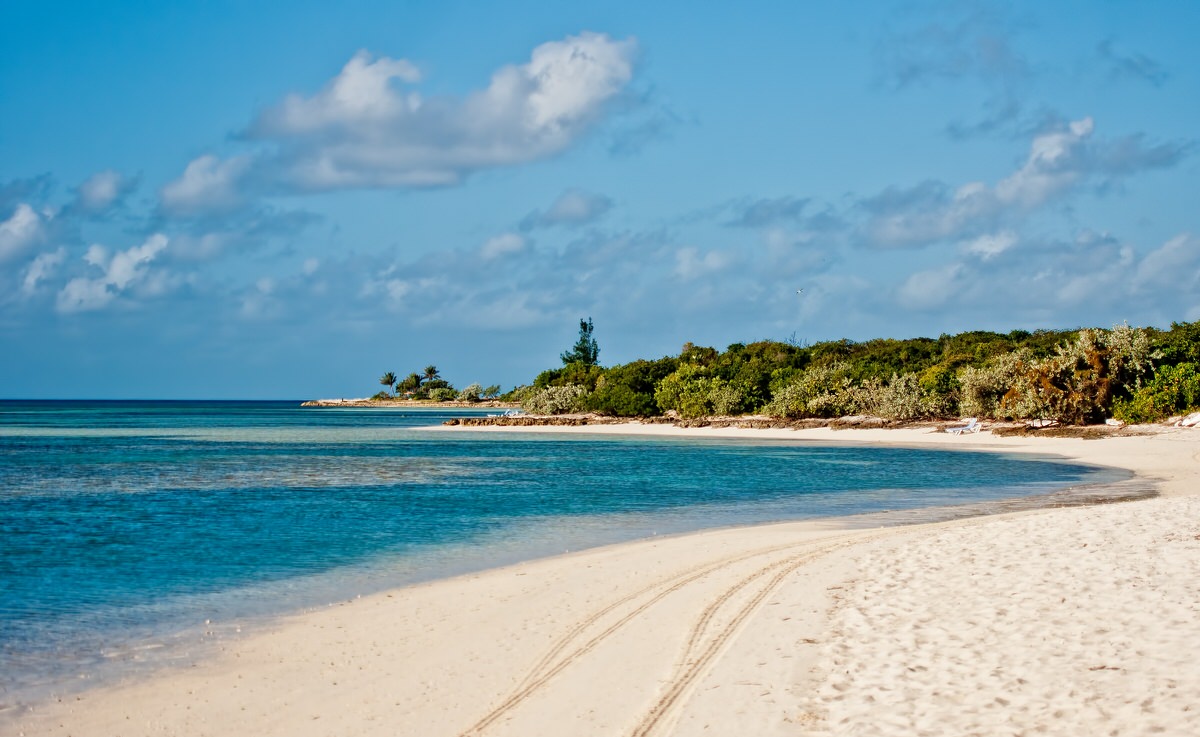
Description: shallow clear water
xmin=0 ymin=400 xmax=1118 ymax=705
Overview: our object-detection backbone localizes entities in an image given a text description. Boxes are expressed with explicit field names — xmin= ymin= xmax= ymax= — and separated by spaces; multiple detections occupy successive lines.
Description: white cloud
xmin=863 ymin=117 xmax=1185 ymax=248
xmin=161 ymin=208 xmax=321 ymax=262
xmin=258 ymin=51 xmax=422 ymax=135
xmin=349 ymin=229 xmax=676 ymax=330
xmin=1133 ymin=233 xmax=1200 ymax=293
xmin=961 ymin=231 xmax=1018 ymax=261
xmin=480 ymin=233 xmax=528 ymax=260
xmin=521 ymin=189 xmax=613 ymax=230
xmin=994 ymin=117 xmax=1094 ymax=207
xmin=674 ymin=246 xmax=731 ymax=280
xmin=520 ymin=34 xmax=634 ymax=131
xmin=20 ymin=247 xmax=66 ymax=296
xmin=57 ymin=234 xmax=169 ymax=313
xmin=882 ymin=230 xmax=1200 ymax=328
xmin=160 ymin=33 xmax=637 ymax=211
xmin=760 ymin=228 xmax=834 ymax=279
xmin=0 ymin=203 xmax=46 ymax=263
xmin=169 ymin=232 xmax=231 ymax=261
xmin=302 ymin=257 xmax=320 ymax=276
xmin=896 ymin=263 xmax=967 ymax=310
xmin=160 ymin=154 xmax=253 ymax=215
xmin=73 ymin=170 xmax=131 ymax=213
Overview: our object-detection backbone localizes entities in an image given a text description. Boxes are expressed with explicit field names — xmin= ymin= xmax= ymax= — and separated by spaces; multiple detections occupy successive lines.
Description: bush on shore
xmin=1112 ymin=362 xmax=1200 ymax=423
xmin=523 ymin=384 xmax=590 ymax=415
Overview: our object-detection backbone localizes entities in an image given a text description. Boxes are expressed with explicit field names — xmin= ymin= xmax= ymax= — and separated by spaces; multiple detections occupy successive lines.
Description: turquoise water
xmin=0 ymin=400 xmax=1115 ymax=705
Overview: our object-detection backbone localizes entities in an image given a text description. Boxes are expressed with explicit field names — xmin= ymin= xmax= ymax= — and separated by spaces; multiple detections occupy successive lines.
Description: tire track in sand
xmin=460 ymin=532 xmax=877 ymax=736
xmin=625 ymin=539 xmax=862 ymax=737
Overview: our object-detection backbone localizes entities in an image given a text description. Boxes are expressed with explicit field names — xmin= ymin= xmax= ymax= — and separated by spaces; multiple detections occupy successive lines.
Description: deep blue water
xmin=0 ymin=400 xmax=1115 ymax=704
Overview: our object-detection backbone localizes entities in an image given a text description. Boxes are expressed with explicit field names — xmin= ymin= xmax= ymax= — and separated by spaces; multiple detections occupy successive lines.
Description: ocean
xmin=0 ymin=400 xmax=1122 ymax=707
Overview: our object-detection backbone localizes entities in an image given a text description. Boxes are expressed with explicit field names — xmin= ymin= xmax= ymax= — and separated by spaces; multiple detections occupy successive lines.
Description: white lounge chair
xmin=947 ymin=418 xmax=980 ymax=435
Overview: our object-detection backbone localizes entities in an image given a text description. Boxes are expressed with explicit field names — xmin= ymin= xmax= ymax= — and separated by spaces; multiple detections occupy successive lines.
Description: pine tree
xmin=561 ymin=317 xmax=600 ymax=366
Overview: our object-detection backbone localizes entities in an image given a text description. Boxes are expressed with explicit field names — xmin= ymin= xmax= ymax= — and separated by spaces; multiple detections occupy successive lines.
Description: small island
xmin=302 ymin=363 xmax=518 ymax=408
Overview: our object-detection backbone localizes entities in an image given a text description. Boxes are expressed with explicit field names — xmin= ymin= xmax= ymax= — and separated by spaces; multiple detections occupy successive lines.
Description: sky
xmin=1 ymin=0 xmax=1197 ymax=399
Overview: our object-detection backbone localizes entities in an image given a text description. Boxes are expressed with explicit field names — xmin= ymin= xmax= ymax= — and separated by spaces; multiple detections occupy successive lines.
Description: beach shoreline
xmin=9 ymin=424 xmax=1200 ymax=736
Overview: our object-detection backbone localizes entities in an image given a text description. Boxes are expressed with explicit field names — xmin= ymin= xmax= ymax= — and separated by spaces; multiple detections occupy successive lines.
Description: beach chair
xmin=947 ymin=418 xmax=980 ymax=435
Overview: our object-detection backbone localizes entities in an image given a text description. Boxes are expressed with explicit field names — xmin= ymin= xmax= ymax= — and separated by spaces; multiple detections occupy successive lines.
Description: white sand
xmin=813 ymin=495 xmax=1200 ymax=736
xmin=8 ymin=425 xmax=1200 ymax=736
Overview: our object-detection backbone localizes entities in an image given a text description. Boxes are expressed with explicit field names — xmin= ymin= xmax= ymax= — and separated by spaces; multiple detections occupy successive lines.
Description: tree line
xmin=508 ymin=318 xmax=1200 ymax=425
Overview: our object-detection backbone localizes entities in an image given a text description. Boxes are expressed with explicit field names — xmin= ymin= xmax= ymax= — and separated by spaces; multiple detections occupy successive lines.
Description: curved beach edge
xmin=9 ymin=426 xmax=1200 ymax=736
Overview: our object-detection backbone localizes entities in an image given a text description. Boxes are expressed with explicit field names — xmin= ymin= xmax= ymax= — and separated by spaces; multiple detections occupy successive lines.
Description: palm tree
xmin=423 ymin=365 xmax=440 ymax=383
xmin=379 ymin=371 xmax=397 ymax=397
xmin=398 ymin=373 xmax=422 ymax=395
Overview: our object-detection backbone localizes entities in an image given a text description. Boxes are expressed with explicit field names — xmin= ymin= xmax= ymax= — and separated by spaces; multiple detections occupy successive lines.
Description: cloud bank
xmin=160 ymin=33 xmax=637 ymax=214
xmin=71 ymin=170 xmax=136 ymax=215
xmin=0 ymin=203 xmax=46 ymax=264
xmin=861 ymin=117 xmax=1186 ymax=247
xmin=57 ymin=234 xmax=170 ymax=313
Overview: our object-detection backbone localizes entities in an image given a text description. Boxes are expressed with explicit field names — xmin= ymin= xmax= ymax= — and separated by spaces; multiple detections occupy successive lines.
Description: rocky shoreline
xmin=442 ymin=413 xmax=1162 ymax=437
xmin=300 ymin=399 xmax=521 ymax=409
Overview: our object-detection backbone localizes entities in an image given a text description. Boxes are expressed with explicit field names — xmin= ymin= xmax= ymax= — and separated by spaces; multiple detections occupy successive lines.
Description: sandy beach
xmin=9 ymin=424 xmax=1200 ymax=736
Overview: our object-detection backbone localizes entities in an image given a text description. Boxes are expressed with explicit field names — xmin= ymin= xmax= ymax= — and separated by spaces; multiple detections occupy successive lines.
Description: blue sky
xmin=2 ymin=0 xmax=1197 ymax=398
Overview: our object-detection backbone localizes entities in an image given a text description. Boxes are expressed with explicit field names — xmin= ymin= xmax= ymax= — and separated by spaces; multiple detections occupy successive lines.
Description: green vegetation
xmin=366 ymin=319 xmax=1199 ymax=421
xmin=373 ymin=364 xmax=501 ymax=403
xmin=561 ymin=317 xmax=600 ymax=366
xmin=517 ymin=319 xmax=1200 ymax=425
xmin=1112 ymin=362 xmax=1200 ymax=423
xmin=378 ymin=371 xmax=397 ymax=398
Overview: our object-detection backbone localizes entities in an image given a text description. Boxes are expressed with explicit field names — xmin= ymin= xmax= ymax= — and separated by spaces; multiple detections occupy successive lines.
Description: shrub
xmin=855 ymin=373 xmax=936 ymax=420
xmin=654 ymin=364 xmax=749 ymax=418
xmin=958 ymin=350 xmax=1035 ymax=419
xmin=501 ymin=385 xmax=536 ymax=403
xmin=456 ymin=383 xmax=483 ymax=402
xmin=1023 ymin=330 xmax=1112 ymax=424
xmin=964 ymin=327 xmax=1156 ymax=424
xmin=1105 ymin=323 xmax=1159 ymax=393
xmin=654 ymin=364 xmax=710 ymax=417
xmin=678 ymin=342 xmax=719 ymax=365
xmin=523 ymin=384 xmax=589 ymax=415
xmin=959 ymin=337 xmax=1110 ymax=423
xmin=1112 ymin=362 xmax=1200 ymax=423
xmin=709 ymin=383 xmax=746 ymax=416
xmin=429 ymin=387 xmax=457 ymax=402
xmin=1154 ymin=320 xmax=1200 ymax=366
xmin=534 ymin=362 xmax=604 ymax=391
xmin=583 ymin=383 xmax=656 ymax=416
xmin=584 ymin=358 xmax=678 ymax=416
xmin=763 ymin=362 xmax=858 ymax=418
